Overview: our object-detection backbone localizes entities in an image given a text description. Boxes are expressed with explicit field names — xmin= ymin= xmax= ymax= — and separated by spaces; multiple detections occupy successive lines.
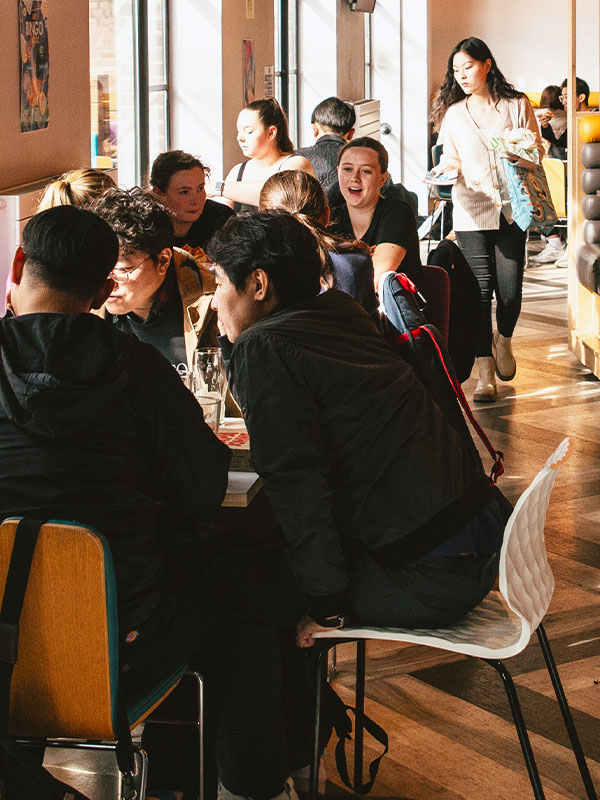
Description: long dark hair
xmin=430 ymin=37 xmax=522 ymax=131
xmin=244 ymin=98 xmax=294 ymax=154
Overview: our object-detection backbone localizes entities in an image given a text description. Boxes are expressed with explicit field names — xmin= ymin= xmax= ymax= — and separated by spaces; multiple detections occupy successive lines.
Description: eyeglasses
xmin=111 ymin=255 xmax=151 ymax=284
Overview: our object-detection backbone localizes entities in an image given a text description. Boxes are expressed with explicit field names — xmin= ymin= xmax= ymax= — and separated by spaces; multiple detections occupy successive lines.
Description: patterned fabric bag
xmin=502 ymin=160 xmax=558 ymax=235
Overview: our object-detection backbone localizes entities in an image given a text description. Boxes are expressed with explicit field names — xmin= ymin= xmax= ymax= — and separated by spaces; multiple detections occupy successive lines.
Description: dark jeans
xmin=205 ymin=527 xmax=500 ymax=798
xmin=456 ymin=215 xmax=527 ymax=356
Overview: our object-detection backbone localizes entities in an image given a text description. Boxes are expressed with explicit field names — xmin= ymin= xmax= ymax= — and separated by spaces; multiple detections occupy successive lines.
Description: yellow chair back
xmin=0 ymin=519 xmax=117 ymax=740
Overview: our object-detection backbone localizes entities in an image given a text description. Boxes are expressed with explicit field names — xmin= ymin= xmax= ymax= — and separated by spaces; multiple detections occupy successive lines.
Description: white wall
xmin=370 ymin=0 xmax=429 ymax=212
xmin=0 ymin=0 xmax=90 ymax=192
xmin=170 ymin=0 xmax=224 ymax=177
xmin=297 ymin=0 xmax=365 ymax=148
xmin=428 ymin=0 xmax=600 ymax=100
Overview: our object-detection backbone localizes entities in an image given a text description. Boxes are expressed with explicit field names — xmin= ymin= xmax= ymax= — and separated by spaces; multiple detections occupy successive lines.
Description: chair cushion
xmin=126 ymin=663 xmax=188 ymax=728
xmin=576 ymin=243 xmax=600 ymax=294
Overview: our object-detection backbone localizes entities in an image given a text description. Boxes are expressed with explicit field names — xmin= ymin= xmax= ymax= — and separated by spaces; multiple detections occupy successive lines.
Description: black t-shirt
xmin=173 ymin=199 xmax=234 ymax=259
xmin=110 ymin=262 xmax=188 ymax=368
xmin=330 ymin=196 xmax=423 ymax=286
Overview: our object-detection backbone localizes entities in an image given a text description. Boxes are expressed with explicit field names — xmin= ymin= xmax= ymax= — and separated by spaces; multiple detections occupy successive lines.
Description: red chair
xmin=421 ymin=263 xmax=450 ymax=343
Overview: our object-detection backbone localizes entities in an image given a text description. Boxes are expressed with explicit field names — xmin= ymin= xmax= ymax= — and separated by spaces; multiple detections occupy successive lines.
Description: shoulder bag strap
xmin=0 ymin=519 xmax=45 ymax=728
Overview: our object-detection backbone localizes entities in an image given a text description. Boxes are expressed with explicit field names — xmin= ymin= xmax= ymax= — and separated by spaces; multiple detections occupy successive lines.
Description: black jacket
xmin=298 ymin=133 xmax=346 ymax=206
xmin=223 ymin=290 xmax=487 ymax=619
xmin=0 ymin=313 xmax=230 ymax=630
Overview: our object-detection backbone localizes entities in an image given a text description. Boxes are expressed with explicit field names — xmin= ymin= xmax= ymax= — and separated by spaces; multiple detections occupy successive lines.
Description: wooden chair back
xmin=0 ymin=519 xmax=118 ymax=740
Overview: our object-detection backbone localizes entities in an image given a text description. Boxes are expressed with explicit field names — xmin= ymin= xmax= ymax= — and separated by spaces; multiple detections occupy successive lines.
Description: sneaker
xmin=217 ymin=777 xmax=299 ymax=800
xmin=555 ymin=246 xmax=569 ymax=268
xmin=290 ymin=759 xmax=327 ymax=794
xmin=528 ymin=240 xmax=565 ymax=264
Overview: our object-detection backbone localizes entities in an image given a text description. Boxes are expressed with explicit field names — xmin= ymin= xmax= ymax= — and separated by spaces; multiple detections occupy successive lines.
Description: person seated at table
xmin=0 ymin=205 xmax=231 ymax=799
xmin=329 ymin=136 xmax=423 ymax=290
xmin=258 ymin=169 xmax=378 ymax=318
xmin=150 ymin=149 xmax=234 ymax=261
xmin=297 ymin=96 xmax=356 ymax=207
xmin=91 ymin=186 xmax=219 ymax=373
xmin=204 ymin=211 xmax=505 ymax=800
xmin=206 ymin=98 xmax=314 ymax=212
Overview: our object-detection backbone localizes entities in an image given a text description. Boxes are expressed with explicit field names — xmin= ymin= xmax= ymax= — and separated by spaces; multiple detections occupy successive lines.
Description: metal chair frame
xmin=309 ymin=439 xmax=597 ymax=800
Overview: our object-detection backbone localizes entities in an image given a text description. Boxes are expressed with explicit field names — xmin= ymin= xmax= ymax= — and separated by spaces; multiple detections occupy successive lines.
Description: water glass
xmin=173 ymin=361 xmax=193 ymax=390
xmin=192 ymin=347 xmax=227 ymax=422
xmin=195 ymin=395 xmax=221 ymax=434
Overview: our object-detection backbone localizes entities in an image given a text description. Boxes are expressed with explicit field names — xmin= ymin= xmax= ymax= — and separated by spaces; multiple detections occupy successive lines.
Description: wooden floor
xmin=322 ymin=262 xmax=600 ymax=799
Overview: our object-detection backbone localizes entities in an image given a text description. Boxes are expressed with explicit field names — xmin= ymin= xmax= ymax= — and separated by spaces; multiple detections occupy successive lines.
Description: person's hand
xmin=429 ymin=165 xmax=445 ymax=177
xmin=538 ymin=111 xmax=553 ymax=127
xmin=498 ymin=151 xmax=519 ymax=164
xmin=296 ymin=616 xmax=342 ymax=648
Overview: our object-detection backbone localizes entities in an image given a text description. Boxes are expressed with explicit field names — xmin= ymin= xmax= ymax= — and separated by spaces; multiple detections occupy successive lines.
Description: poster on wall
xmin=19 ymin=0 xmax=49 ymax=132
xmin=242 ymin=39 xmax=255 ymax=105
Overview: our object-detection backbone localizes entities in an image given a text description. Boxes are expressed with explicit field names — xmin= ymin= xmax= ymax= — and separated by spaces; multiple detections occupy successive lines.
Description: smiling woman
xmin=330 ymin=136 xmax=422 ymax=290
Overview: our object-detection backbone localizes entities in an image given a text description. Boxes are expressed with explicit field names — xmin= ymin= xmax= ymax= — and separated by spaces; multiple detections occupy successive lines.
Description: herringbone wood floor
xmin=321 ymin=264 xmax=600 ymax=799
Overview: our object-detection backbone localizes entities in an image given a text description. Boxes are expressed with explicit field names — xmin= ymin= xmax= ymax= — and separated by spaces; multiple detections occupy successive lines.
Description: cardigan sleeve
xmin=519 ymin=96 xmax=546 ymax=165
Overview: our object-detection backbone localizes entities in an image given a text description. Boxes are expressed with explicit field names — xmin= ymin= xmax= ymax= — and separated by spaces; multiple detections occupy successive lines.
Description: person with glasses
xmin=1 ymin=205 xmax=231 ymax=800
xmin=91 ymin=187 xmax=219 ymax=372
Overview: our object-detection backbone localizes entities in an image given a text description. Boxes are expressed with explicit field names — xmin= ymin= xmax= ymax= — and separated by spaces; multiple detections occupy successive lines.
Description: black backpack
xmin=380 ymin=271 xmax=504 ymax=484
xmin=0 ymin=519 xmax=92 ymax=800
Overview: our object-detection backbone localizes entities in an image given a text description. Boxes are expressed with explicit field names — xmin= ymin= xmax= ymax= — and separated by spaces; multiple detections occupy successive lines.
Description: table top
xmin=223 ymin=471 xmax=263 ymax=508
xmin=219 ymin=417 xmax=262 ymax=507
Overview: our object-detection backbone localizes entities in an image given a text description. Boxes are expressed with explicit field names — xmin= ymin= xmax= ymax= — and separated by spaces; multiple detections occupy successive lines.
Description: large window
xmin=89 ymin=0 xmax=170 ymax=187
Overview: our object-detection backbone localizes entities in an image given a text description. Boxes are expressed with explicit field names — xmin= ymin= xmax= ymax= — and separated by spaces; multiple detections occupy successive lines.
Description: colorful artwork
xmin=242 ymin=39 xmax=255 ymax=105
xmin=19 ymin=0 xmax=49 ymax=132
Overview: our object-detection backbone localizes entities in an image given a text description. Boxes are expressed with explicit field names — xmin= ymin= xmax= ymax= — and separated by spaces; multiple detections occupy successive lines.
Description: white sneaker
xmin=528 ymin=240 xmax=565 ymax=264
xmin=555 ymin=246 xmax=569 ymax=268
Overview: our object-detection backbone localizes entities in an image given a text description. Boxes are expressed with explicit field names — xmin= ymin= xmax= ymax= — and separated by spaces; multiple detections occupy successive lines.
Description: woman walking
xmin=431 ymin=37 xmax=543 ymax=402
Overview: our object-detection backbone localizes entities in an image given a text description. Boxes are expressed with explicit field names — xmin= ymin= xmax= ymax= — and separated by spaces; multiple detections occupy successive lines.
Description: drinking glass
xmin=173 ymin=361 xmax=193 ymax=390
xmin=192 ymin=347 xmax=227 ymax=422
xmin=195 ymin=395 xmax=221 ymax=434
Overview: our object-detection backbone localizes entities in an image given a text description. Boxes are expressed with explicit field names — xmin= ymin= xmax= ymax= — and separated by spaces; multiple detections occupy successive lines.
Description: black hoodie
xmin=0 ymin=312 xmax=230 ymax=630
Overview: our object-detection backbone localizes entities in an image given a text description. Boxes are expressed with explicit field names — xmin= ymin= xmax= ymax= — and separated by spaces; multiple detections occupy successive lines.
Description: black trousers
xmin=120 ymin=521 xmax=500 ymax=800
xmin=456 ymin=215 xmax=527 ymax=356
xmin=203 ymin=536 xmax=500 ymax=798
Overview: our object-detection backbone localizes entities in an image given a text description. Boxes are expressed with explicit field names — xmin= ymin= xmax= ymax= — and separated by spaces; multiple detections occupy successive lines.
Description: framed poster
xmin=242 ymin=39 xmax=255 ymax=105
xmin=19 ymin=0 xmax=49 ymax=132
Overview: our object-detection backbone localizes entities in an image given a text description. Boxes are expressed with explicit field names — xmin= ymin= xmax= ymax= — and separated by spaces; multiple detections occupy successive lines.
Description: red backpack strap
xmin=421 ymin=328 xmax=504 ymax=484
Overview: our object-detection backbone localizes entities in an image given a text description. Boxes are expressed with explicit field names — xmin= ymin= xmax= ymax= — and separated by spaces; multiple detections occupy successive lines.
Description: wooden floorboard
xmin=321 ymin=263 xmax=600 ymax=799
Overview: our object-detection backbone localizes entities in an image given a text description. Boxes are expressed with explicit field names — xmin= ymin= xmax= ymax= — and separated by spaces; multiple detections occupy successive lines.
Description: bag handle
xmin=0 ymin=519 xmax=45 ymax=729
xmin=333 ymin=703 xmax=389 ymax=795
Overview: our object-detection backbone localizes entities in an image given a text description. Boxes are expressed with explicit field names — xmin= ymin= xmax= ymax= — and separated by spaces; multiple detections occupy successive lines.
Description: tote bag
xmin=502 ymin=160 xmax=558 ymax=235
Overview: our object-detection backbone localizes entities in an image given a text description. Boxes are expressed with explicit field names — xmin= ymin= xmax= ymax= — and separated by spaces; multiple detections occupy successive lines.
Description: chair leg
xmin=353 ymin=639 xmax=366 ymax=792
xmin=484 ymin=658 xmax=546 ymax=800
xmin=309 ymin=646 xmax=330 ymax=800
xmin=536 ymin=624 xmax=598 ymax=800
xmin=188 ymin=670 xmax=204 ymax=800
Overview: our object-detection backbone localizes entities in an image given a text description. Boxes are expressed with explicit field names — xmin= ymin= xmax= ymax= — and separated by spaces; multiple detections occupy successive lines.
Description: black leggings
xmin=456 ymin=215 xmax=527 ymax=356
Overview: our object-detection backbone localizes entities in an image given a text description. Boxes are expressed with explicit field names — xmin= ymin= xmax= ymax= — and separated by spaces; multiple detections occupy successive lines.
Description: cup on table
xmin=195 ymin=395 xmax=221 ymax=434
xmin=192 ymin=347 xmax=227 ymax=423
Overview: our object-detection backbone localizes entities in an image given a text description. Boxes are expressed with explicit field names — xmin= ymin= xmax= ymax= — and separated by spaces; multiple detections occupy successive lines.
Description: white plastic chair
xmin=310 ymin=438 xmax=597 ymax=800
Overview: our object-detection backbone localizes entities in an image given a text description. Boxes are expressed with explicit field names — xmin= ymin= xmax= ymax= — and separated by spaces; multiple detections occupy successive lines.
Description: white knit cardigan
xmin=439 ymin=96 xmax=544 ymax=231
